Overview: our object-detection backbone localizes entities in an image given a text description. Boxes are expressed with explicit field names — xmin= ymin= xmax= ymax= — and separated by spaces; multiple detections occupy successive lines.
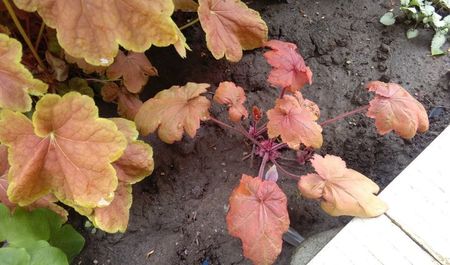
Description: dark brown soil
xmin=74 ymin=0 xmax=450 ymax=264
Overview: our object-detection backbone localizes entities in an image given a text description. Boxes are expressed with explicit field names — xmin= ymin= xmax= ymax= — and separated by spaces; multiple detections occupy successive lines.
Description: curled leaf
xmin=227 ymin=175 xmax=289 ymax=265
xmin=45 ymin=51 xmax=69 ymax=82
xmin=101 ymin=83 xmax=143 ymax=120
xmin=173 ymin=0 xmax=198 ymax=11
xmin=213 ymin=81 xmax=248 ymax=122
xmin=267 ymin=92 xmax=322 ymax=149
xmin=264 ymin=40 xmax=313 ymax=92
xmin=366 ymin=81 xmax=429 ymax=139
xmin=135 ymin=82 xmax=211 ymax=143
xmin=14 ymin=0 xmax=180 ymax=66
xmin=81 ymin=118 xmax=154 ymax=233
xmin=0 ymin=92 xmax=127 ymax=208
xmin=106 ymin=51 xmax=158 ymax=93
xmin=198 ymin=0 xmax=268 ymax=62
xmin=0 ymin=33 xmax=48 ymax=112
xmin=298 ymin=154 xmax=388 ymax=217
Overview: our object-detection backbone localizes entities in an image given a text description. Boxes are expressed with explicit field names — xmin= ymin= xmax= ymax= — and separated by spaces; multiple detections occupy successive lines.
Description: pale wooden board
xmin=380 ymin=126 xmax=450 ymax=264
xmin=307 ymin=126 xmax=450 ymax=265
xmin=307 ymin=215 xmax=439 ymax=265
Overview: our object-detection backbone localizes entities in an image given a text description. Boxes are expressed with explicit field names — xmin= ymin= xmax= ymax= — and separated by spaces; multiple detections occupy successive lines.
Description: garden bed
xmin=74 ymin=0 xmax=450 ymax=264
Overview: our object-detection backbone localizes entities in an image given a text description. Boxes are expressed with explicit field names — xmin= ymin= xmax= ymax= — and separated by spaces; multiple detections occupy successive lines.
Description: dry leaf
xmin=366 ymin=81 xmax=429 ymax=139
xmin=214 ymin=81 xmax=248 ymax=122
xmin=198 ymin=0 xmax=268 ymax=62
xmin=227 ymin=175 xmax=289 ymax=265
xmin=267 ymin=92 xmax=322 ymax=149
xmin=106 ymin=51 xmax=157 ymax=93
xmin=298 ymin=154 xmax=388 ymax=217
xmin=135 ymin=82 xmax=211 ymax=143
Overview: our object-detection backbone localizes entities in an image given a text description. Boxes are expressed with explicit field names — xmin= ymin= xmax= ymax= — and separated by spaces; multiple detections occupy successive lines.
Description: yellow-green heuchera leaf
xmin=0 ymin=92 xmax=127 ymax=209
xmin=0 ymin=33 xmax=48 ymax=112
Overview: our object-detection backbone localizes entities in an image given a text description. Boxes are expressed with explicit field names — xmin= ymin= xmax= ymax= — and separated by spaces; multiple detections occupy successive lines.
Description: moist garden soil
xmin=74 ymin=0 xmax=450 ymax=264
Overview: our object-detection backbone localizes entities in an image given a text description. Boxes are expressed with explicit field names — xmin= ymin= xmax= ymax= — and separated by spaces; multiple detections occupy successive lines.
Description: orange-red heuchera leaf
xmin=366 ymin=81 xmax=429 ymax=139
xmin=264 ymin=40 xmax=312 ymax=92
xmin=227 ymin=175 xmax=289 ymax=265
xmin=80 ymin=118 xmax=154 ymax=233
xmin=198 ymin=0 xmax=268 ymax=62
xmin=213 ymin=81 xmax=248 ymax=122
xmin=0 ymin=33 xmax=48 ymax=112
xmin=298 ymin=154 xmax=388 ymax=217
xmin=135 ymin=82 xmax=211 ymax=143
xmin=267 ymin=92 xmax=322 ymax=149
xmin=0 ymin=145 xmax=68 ymax=220
xmin=0 ymin=92 xmax=127 ymax=208
xmin=13 ymin=0 xmax=182 ymax=66
xmin=173 ymin=0 xmax=198 ymax=11
xmin=106 ymin=51 xmax=158 ymax=94
xmin=101 ymin=83 xmax=143 ymax=120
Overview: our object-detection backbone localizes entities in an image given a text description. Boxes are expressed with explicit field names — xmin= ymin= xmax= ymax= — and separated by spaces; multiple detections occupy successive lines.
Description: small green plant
xmin=380 ymin=0 xmax=450 ymax=55
xmin=0 ymin=203 xmax=85 ymax=265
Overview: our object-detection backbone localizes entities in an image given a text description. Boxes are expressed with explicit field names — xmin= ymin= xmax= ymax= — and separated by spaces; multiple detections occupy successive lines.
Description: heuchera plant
xmin=0 ymin=0 xmax=429 ymax=264
xmin=133 ymin=40 xmax=429 ymax=264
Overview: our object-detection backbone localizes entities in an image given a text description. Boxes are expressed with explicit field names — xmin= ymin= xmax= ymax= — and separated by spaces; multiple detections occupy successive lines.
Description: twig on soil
xmin=320 ymin=105 xmax=369 ymax=127
xmin=179 ymin=18 xmax=200 ymax=30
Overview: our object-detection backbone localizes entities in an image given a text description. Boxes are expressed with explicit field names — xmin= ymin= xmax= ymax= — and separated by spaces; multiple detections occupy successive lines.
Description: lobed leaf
xmin=198 ymin=0 xmax=268 ymax=62
xmin=298 ymin=154 xmax=388 ymax=217
xmin=101 ymin=82 xmax=144 ymax=120
xmin=0 ymin=33 xmax=48 ymax=112
xmin=106 ymin=51 xmax=158 ymax=94
xmin=267 ymin=92 xmax=322 ymax=149
xmin=366 ymin=81 xmax=429 ymax=139
xmin=213 ymin=81 xmax=248 ymax=122
xmin=264 ymin=40 xmax=313 ymax=92
xmin=78 ymin=118 xmax=154 ymax=233
xmin=13 ymin=0 xmax=183 ymax=66
xmin=227 ymin=175 xmax=289 ymax=265
xmin=0 ymin=92 xmax=127 ymax=208
xmin=135 ymin=82 xmax=211 ymax=143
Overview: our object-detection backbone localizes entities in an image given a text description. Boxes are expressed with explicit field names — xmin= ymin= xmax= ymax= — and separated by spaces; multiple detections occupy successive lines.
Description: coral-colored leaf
xmin=0 ymin=92 xmax=127 ymax=208
xmin=214 ymin=81 xmax=248 ymax=122
xmin=366 ymin=81 xmax=429 ymax=139
xmin=14 ymin=0 xmax=180 ymax=66
xmin=0 ymin=145 xmax=68 ymax=220
xmin=79 ymin=118 xmax=153 ymax=233
xmin=135 ymin=82 xmax=211 ymax=143
xmin=110 ymin=118 xmax=154 ymax=184
xmin=0 ymin=33 xmax=48 ymax=112
xmin=198 ymin=0 xmax=268 ymax=62
xmin=106 ymin=51 xmax=157 ymax=94
xmin=101 ymin=83 xmax=143 ymax=120
xmin=298 ymin=154 xmax=388 ymax=217
xmin=173 ymin=0 xmax=198 ymax=11
xmin=227 ymin=175 xmax=289 ymax=265
xmin=267 ymin=92 xmax=322 ymax=149
xmin=264 ymin=40 xmax=313 ymax=92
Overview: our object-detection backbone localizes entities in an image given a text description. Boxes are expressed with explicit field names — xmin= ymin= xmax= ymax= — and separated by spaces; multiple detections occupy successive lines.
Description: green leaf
xmin=24 ymin=240 xmax=68 ymax=265
xmin=0 ymin=247 xmax=30 ymax=265
xmin=431 ymin=30 xmax=448 ymax=55
xmin=406 ymin=28 xmax=419 ymax=39
xmin=49 ymin=224 xmax=85 ymax=261
xmin=1 ymin=207 xmax=51 ymax=246
xmin=400 ymin=0 xmax=410 ymax=6
xmin=380 ymin=12 xmax=396 ymax=26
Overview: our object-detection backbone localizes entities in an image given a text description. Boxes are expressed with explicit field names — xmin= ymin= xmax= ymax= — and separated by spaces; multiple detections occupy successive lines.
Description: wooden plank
xmin=380 ymin=126 xmax=450 ymax=264
xmin=307 ymin=214 xmax=439 ymax=265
